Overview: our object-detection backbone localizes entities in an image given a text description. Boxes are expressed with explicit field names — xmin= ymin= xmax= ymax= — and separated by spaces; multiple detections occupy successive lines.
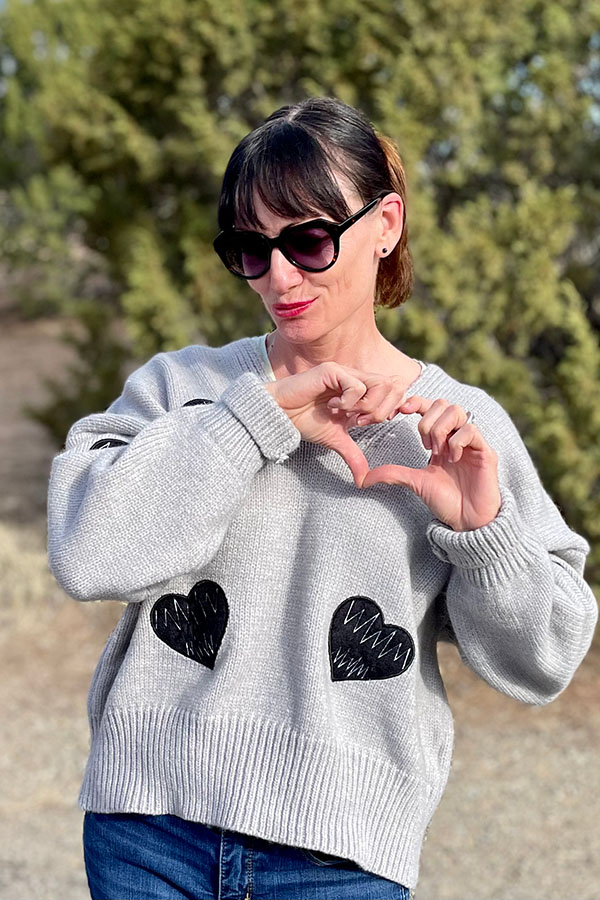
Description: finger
xmin=335 ymin=368 xmax=408 ymax=417
xmin=353 ymin=377 xmax=404 ymax=407
xmin=327 ymin=382 xmax=367 ymax=410
xmin=344 ymin=399 xmax=396 ymax=428
xmin=397 ymin=394 xmax=436 ymax=416
xmin=447 ymin=423 xmax=488 ymax=462
xmin=361 ymin=463 xmax=425 ymax=492
xmin=414 ymin=398 xmax=450 ymax=451
xmin=323 ymin=366 xmax=368 ymax=409
xmin=333 ymin=381 xmax=394 ymax=419
xmin=429 ymin=404 xmax=471 ymax=456
xmin=329 ymin=433 xmax=371 ymax=487
xmin=397 ymin=394 xmax=438 ymax=444
xmin=344 ymin=410 xmax=363 ymax=429
xmin=354 ymin=392 xmax=407 ymax=426
xmin=352 ymin=379 xmax=415 ymax=426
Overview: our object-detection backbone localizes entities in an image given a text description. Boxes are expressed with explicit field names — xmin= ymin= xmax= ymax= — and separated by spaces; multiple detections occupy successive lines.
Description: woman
xmin=47 ymin=97 xmax=597 ymax=900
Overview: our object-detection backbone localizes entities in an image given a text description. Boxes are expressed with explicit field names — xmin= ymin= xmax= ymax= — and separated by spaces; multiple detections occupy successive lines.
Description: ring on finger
xmin=446 ymin=409 xmax=475 ymax=443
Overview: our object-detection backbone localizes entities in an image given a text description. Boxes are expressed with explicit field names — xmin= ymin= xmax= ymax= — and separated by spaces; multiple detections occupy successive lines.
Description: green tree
xmin=1 ymin=0 xmax=599 ymax=586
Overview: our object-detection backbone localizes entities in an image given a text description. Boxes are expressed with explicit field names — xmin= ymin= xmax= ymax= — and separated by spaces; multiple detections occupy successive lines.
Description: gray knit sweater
xmin=47 ymin=333 xmax=598 ymax=889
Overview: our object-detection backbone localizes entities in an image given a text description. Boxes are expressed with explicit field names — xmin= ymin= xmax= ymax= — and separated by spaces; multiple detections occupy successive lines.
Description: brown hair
xmin=374 ymin=133 xmax=413 ymax=308
xmin=217 ymin=97 xmax=413 ymax=308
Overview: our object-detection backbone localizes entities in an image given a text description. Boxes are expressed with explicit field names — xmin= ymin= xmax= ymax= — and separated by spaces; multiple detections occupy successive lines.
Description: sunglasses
xmin=213 ymin=190 xmax=391 ymax=280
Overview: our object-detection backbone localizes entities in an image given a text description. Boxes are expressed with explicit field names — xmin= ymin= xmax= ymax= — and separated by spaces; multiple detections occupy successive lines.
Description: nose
xmin=267 ymin=247 xmax=304 ymax=292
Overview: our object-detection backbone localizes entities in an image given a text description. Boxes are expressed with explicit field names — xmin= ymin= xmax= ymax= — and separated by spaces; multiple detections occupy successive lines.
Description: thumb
xmin=361 ymin=463 xmax=424 ymax=492
xmin=329 ymin=433 xmax=371 ymax=488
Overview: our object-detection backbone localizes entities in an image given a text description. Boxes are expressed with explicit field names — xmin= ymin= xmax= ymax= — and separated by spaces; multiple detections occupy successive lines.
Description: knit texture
xmin=47 ymin=334 xmax=598 ymax=889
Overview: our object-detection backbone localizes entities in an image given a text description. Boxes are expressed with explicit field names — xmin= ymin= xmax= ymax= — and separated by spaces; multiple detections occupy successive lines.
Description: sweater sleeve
xmin=426 ymin=399 xmax=598 ymax=705
xmin=47 ymin=353 xmax=301 ymax=603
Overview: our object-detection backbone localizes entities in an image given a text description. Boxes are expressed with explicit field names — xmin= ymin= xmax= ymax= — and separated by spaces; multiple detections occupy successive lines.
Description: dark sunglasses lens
xmin=284 ymin=225 xmax=335 ymax=270
xmin=220 ymin=233 xmax=270 ymax=278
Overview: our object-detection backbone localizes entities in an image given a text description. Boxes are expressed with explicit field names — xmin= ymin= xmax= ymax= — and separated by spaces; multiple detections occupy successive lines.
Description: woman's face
xmin=244 ymin=173 xmax=398 ymax=345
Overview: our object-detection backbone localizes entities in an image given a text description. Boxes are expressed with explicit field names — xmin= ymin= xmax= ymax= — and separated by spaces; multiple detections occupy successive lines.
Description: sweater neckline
xmin=250 ymin=332 xmax=429 ymax=383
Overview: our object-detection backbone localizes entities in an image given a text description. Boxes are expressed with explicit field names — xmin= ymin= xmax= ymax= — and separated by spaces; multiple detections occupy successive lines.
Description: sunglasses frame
xmin=213 ymin=190 xmax=391 ymax=280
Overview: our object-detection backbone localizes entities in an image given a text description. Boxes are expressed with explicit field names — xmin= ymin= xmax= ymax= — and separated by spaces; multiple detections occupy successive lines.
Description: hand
xmin=361 ymin=395 xmax=502 ymax=531
xmin=264 ymin=362 xmax=409 ymax=488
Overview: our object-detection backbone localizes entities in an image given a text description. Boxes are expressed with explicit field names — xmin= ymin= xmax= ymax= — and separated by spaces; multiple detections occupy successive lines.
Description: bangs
xmin=218 ymin=121 xmax=353 ymax=232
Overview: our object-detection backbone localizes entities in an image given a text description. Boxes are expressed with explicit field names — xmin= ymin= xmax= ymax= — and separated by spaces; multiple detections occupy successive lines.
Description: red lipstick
xmin=272 ymin=299 xmax=316 ymax=318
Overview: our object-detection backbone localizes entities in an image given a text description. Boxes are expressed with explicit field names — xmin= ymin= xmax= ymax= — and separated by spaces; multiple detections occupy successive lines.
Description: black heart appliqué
xmin=89 ymin=439 xmax=129 ymax=450
xmin=150 ymin=580 xmax=229 ymax=669
xmin=329 ymin=597 xmax=415 ymax=681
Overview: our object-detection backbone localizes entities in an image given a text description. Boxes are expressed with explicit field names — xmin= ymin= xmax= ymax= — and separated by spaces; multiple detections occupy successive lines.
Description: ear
xmin=377 ymin=192 xmax=404 ymax=257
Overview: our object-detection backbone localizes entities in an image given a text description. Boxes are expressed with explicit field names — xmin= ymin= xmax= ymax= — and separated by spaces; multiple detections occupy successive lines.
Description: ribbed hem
xmin=218 ymin=372 xmax=301 ymax=463
xmin=79 ymin=709 xmax=430 ymax=888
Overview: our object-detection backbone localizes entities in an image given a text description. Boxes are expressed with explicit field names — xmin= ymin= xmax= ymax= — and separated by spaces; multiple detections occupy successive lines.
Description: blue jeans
xmin=83 ymin=812 xmax=410 ymax=900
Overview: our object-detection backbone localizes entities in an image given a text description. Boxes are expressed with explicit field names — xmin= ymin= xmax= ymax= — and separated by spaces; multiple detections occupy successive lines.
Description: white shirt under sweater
xmin=47 ymin=333 xmax=597 ymax=889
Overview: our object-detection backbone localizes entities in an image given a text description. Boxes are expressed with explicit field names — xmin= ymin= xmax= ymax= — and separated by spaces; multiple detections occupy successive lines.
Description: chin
xmin=272 ymin=319 xmax=321 ymax=340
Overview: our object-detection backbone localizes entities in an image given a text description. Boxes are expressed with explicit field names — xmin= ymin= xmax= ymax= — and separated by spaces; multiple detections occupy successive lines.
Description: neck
xmin=266 ymin=320 xmax=420 ymax=382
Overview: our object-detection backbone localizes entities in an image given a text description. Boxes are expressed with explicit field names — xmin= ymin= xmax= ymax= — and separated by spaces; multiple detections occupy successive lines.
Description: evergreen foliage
xmin=1 ymin=0 xmax=599 ymax=586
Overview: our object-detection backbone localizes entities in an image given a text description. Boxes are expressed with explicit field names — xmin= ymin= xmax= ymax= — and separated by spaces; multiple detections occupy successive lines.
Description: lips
xmin=273 ymin=298 xmax=316 ymax=314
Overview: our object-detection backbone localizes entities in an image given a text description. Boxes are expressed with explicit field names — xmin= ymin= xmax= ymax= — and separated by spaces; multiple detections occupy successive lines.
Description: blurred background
xmin=0 ymin=0 xmax=598 ymax=897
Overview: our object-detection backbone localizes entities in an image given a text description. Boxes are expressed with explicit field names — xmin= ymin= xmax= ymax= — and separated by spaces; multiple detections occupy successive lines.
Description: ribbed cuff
xmin=218 ymin=371 xmax=301 ymax=463
xmin=426 ymin=488 xmax=540 ymax=579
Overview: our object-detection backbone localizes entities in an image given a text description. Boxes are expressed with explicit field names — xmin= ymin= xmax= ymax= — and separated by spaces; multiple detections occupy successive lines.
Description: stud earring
xmin=381 ymin=248 xmax=388 ymax=255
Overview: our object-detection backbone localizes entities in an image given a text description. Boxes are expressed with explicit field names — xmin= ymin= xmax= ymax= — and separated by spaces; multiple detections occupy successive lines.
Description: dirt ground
xmin=1 ymin=314 xmax=599 ymax=900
